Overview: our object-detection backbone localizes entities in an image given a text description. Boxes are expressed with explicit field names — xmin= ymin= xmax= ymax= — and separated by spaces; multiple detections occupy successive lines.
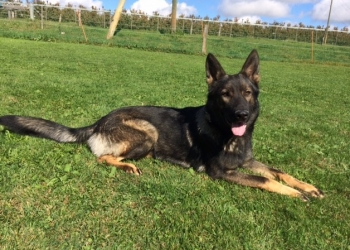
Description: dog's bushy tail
xmin=0 ymin=115 xmax=94 ymax=143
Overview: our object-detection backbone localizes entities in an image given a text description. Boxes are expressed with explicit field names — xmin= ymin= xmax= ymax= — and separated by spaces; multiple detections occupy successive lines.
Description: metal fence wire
xmin=1 ymin=2 xmax=350 ymax=46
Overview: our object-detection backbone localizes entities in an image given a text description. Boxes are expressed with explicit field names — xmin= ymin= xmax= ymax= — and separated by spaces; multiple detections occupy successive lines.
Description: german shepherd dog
xmin=0 ymin=50 xmax=324 ymax=201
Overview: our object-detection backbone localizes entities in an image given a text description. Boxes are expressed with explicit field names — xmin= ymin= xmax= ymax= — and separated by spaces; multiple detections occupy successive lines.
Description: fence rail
xmin=1 ymin=2 xmax=350 ymax=46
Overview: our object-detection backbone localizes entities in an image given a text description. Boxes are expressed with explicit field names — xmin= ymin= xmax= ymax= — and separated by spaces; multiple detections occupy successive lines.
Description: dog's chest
xmin=218 ymin=137 xmax=248 ymax=169
xmin=224 ymin=138 xmax=243 ymax=154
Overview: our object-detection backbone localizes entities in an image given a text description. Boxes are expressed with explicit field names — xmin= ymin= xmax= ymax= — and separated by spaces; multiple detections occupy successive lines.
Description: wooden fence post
xmin=157 ymin=16 xmax=159 ymax=31
xmin=77 ymin=10 xmax=88 ymax=42
xmin=29 ymin=4 xmax=34 ymax=20
xmin=41 ymin=5 xmax=43 ymax=29
xmin=311 ymin=30 xmax=314 ymax=63
xmin=106 ymin=0 xmax=126 ymax=39
xmin=202 ymin=24 xmax=208 ymax=54
xmin=190 ymin=18 xmax=193 ymax=35
xmin=103 ymin=12 xmax=105 ymax=28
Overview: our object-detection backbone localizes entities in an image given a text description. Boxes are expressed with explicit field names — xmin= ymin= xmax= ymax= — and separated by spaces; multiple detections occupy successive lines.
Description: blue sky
xmin=117 ymin=0 xmax=349 ymax=29
xmin=50 ymin=0 xmax=350 ymax=29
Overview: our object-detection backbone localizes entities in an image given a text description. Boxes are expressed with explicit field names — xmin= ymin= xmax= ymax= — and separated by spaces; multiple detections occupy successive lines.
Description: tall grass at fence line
xmin=1 ymin=18 xmax=350 ymax=66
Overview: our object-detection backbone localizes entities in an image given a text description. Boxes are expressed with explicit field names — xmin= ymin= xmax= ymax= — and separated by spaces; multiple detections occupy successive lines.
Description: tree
xmin=213 ymin=15 xmax=220 ymax=21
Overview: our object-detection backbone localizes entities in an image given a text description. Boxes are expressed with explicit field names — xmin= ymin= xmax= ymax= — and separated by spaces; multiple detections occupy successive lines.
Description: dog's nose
xmin=235 ymin=110 xmax=249 ymax=121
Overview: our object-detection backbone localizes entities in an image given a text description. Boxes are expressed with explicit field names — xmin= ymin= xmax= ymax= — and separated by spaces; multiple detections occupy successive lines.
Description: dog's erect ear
xmin=240 ymin=49 xmax=260 ymax=85
xmin=206 ymin=53 xmax=226 ymax=85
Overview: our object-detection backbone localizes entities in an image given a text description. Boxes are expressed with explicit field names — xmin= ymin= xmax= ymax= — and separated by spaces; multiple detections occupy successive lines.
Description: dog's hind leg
xmin=89 ymin=119 xmax=159 ymax=175
xmin=98 ymin=155 xmax=142 ymax=175
xmin=243 ymin=160 xmax=324 ymax=198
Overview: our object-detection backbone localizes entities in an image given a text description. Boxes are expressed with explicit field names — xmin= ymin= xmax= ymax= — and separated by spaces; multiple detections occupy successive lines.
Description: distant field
xmin=0 ymin=37 xmax=349 ymax=249
xmin=1 ymin=18 xmax=350 ymax=66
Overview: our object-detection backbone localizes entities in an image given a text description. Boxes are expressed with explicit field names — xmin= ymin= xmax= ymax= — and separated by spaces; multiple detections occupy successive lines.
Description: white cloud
xmin=47 ymin=0 xmax=103 ymax=9
xmin=130 ymin=0 xmax=196 ymax=16
xmin=218 ymin=0 xmax=290 ymax=19
xmin=277 ymin=0 xmax=317 ymax=3
xmin=177 ymin=2 xmax=197 ymax=16
xmin=312 ymin=0 xmax=350 ymax=24
xmin=131 ymin=0 xmax=168 ymax=14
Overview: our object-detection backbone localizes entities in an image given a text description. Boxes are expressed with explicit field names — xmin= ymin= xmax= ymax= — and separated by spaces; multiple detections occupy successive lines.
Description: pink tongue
xmin=231 ymin=125 xmax=247 ymax=136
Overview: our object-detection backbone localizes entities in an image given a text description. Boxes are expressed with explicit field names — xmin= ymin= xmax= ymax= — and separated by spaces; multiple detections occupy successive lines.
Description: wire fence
xmin=0 ymin=2 xmax=350 ymax=65
xmin=1 ymin=3 xmax=350 ymax=45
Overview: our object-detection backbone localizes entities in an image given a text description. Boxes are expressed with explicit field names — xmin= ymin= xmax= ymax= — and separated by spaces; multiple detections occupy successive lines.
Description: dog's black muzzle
xmin=235 ymin=110 xmax=249 ymax=123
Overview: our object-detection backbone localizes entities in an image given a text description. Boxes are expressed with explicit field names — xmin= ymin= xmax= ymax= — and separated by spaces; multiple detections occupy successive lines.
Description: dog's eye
xmin=244 ymin=90 xmax=252 ymax=96
xmin=221 ymin=91 xmax=230 ymax=98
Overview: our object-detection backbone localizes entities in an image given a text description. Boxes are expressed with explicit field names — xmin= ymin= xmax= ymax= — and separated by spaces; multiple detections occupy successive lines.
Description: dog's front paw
xmin=299 ymin=193 xmax=310 ymax=202
xmin=306 ymin=188 xmax=324 ymax=199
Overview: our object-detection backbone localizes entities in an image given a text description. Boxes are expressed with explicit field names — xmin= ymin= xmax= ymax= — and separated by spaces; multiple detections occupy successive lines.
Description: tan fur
xmin=98 ymin=155 xmax=142 ymax=175
xmin=123 ymin=119 xmax=158 ymax=142
xmin=244 ymin=160 xmax=324 ymax=199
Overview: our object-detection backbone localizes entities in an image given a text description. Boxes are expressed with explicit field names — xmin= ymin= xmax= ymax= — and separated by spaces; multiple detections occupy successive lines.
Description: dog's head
xmin=205 ymin=50 xmax=260 ymax=137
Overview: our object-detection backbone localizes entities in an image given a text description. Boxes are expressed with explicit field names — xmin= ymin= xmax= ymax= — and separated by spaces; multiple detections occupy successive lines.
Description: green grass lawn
xmin=0 ymin=37 xmax=349 ymax=249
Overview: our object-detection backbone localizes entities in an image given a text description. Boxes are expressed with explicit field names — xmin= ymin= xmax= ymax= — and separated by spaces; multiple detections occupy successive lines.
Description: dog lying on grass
xmin=0 ymin=50 xmax=324 ymax=201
